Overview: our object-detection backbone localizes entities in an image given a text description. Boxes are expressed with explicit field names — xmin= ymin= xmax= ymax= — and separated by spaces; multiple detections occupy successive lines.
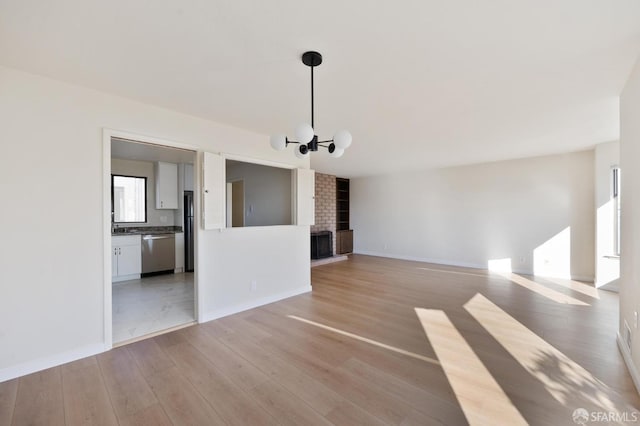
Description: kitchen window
xmin=112 ymin=174 xmax=147 ymax=223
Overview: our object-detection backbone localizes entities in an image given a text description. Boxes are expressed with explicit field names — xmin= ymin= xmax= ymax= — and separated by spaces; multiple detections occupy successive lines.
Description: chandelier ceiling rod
xmin=302 ymin=50 xmax=322 ymax=128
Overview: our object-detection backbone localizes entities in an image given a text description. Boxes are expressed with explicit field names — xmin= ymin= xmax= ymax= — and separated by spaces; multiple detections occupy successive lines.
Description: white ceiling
xmin=1 ymin=1 xmax=639 ymax=177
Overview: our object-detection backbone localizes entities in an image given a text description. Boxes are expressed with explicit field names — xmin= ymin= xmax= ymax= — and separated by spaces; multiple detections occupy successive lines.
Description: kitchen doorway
xmin=104 ymin=130 xmax=199 ymax=347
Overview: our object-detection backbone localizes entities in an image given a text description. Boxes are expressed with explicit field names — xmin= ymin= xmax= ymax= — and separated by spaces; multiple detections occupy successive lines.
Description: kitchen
xmin=110 ymin=138 xmax=196 ymax=344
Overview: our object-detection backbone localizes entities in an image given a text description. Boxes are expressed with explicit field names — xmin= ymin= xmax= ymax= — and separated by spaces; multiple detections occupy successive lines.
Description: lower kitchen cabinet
xmin=112 ymin=235 xmax=142 ymax=282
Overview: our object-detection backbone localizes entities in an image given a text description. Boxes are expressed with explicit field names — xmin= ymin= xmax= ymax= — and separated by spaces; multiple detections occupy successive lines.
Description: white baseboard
xmin=112 ymin=273 xmax=140 ymax=283
xmin=199 ymin=285 xmax=312 ymax=324
xmin=0 ymin=342 xmax=106 ymax=383
xmin=311 ymin=255 xmax=349 ymax=267
xmin=354 ymin=250 xmax=488 ymax=271
xmin=353 ymin=250 xmax=595 ymax=282
xmin=571 ymin=275 xmax=595 ymax=283
xmin=617 ymin=332 xmax=640 ymax=395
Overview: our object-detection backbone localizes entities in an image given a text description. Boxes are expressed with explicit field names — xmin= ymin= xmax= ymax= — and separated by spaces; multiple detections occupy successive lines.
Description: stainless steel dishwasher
xmin=142 ymin=234 xmax=175 ymax=275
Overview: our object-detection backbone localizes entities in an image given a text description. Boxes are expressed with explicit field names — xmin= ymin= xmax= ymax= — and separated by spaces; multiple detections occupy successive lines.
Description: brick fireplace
xmin=311 ymin=172 xmax=337 ymax=255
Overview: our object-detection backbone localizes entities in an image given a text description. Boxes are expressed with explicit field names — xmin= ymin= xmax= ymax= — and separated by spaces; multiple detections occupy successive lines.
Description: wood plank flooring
xmin=1 ymin=254 xmax=639 ymax=425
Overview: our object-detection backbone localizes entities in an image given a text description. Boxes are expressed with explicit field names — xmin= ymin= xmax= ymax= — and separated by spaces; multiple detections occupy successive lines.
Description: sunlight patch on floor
xmin=417 ymin=264 xmax=591 ymax=305
xmin=417 ymin=267 xmax=490 ymax=278
xmin=541 ymin=276 xmax=600 ymax=299
xmin=415 ymin=308 xmax=527 ymax=426
xmin=287 ymin=315 xmax=439 ymax=365
xmin=495 ymin=272 xmax=589 ymax=306
xmin=464 ymin=293 xmax=620 ymax=413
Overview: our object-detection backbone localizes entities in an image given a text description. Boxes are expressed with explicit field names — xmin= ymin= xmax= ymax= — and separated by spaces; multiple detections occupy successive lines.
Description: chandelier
xmin=270 ymin=51 xmax=352 ymax=158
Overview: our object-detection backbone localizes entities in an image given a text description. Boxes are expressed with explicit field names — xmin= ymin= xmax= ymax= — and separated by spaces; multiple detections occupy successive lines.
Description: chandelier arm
xmin=317 ymin=141 xmax=337 ymax=154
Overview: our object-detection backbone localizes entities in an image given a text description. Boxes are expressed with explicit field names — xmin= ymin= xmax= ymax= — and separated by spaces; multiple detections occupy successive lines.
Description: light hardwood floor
xmin=1 ymin=255 xmax=638 ymax=425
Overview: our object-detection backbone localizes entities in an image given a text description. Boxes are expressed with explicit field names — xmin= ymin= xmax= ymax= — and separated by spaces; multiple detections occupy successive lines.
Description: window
xmin=225 ymin=160 xmax=293 ymax=227
xmin=112 ymin=175 xmax=147 ymax=223
xmin=613 ymin=167 xmax=621 ymax=255
xmin=201 ymin=152 xmax=313 ymax=230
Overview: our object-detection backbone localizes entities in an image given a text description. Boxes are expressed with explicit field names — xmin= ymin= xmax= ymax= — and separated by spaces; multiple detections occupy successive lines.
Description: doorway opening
xmin=105 ymin=131 xmax=198 ymax=346
xmin=226 ymin=180 xmax=245 ymax=227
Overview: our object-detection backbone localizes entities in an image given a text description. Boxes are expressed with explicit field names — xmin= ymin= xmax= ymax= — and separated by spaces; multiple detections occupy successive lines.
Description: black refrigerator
xmin=184 ymin=191 xmax=195 ymax=272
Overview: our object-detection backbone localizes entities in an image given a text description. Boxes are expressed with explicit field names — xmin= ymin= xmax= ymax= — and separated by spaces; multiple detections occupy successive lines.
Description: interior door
xmin=295 ymin=168 xmax=315 ymax=226
xmin=202 ymin=151 xmax=225 ymax=229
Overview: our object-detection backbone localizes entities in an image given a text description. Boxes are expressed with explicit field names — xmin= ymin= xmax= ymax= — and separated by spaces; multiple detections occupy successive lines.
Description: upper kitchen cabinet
xmin=155 ymin=161 xmax=178 ymax=209
xmin=184 ymin=164 xmax=194 ymax=191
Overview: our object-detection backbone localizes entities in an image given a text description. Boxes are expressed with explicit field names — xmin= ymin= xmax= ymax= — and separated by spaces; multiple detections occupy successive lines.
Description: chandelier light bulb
xmin=270 ymin=134 xmax=287 ymax=151
xmin=294 ymin=145 xmax=310 ymax=159
xmin=333 ymin=130 xmax=352 ymax=150
xmin=295 ymin=123 xmax=314 ymax=143
xmin=329 ymin=147 xmax=345 ymax=158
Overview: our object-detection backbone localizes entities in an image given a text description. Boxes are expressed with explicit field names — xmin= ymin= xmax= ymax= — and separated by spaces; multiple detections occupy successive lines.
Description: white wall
xmin=0 ymin=65 xmax=310 ymax=381
xmin=594 ymin=141 xmax=620 ymax=289
xmin=226 ymin=160 xmax=292 ymax=226
xmin=352 ymin=150 xmax=595 ymax=280
xmin=619 ymin=55 xmax=640 ymax=391
xmin=199 ymin=225 xmax=309 ymax=320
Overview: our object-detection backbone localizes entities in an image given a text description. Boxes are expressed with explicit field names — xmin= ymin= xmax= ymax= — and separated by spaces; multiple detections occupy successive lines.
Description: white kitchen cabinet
xmin=156 ymin=161 xmax=178 ymax=209
xmin=184 ymin=164 xmax=194 ymax=191
xmin=174 ymin=232 xmax=184 ymax=273
xmin=112 ymin=235 xmax=142 ymax=282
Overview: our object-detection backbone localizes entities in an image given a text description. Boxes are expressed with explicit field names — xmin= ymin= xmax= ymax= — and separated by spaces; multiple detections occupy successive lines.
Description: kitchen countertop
xmin=112 ymin=226 xmax=183 ymax=236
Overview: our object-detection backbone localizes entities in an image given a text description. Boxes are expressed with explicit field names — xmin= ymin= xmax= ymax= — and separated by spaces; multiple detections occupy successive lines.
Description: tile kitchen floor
xmin=112 ymin=272 xmax=194 ymax=344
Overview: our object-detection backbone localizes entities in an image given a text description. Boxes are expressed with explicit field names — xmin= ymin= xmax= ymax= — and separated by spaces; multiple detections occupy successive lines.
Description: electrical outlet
xmin=251 ymin=280 xmax=257 ymax=291
xmin=519 ymin=256 xmax=526 ymax=264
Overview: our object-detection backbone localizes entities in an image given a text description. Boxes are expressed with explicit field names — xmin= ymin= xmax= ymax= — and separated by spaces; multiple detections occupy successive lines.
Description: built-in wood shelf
xmin=336 ymin=177 xmax=353 ymax=254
